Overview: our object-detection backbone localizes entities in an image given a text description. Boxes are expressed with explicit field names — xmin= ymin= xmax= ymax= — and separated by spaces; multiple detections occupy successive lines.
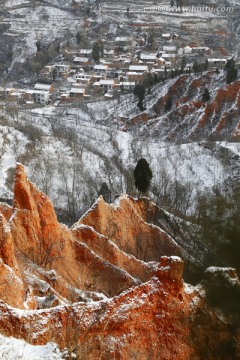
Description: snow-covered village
xmin=1 ymin=0 xmax=237 ymax=106
xmin=0 ymin=0 xmax=240 ymax=359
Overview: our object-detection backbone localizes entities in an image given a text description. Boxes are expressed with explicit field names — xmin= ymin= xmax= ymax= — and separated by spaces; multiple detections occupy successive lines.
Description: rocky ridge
xmin=125 ymin=73 xmax=240 ymax=142
xmin=0 ymin=164 xmax=239 ymax=359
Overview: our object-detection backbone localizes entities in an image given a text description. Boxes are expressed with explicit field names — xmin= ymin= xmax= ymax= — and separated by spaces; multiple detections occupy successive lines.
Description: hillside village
xmin=0 ymin=0 xmax=238 ymax=108
xmin=1 ymin=29 xmax=232 ymax=107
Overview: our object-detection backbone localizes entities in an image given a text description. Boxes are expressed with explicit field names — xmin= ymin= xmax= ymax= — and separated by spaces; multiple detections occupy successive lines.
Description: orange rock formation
xmin=0 ymin=164 xmax=239 ymax=359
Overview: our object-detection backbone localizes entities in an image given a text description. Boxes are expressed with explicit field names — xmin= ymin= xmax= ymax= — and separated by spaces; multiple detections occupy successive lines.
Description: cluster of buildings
xmin=2 ymin=33 xmax=229 ymax=107
xmin=3 ymin=83 xmax=54 ymax=106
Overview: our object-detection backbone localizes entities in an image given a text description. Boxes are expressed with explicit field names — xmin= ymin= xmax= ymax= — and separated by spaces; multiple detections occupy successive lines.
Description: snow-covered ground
xmin=0 ymin=334 xmax=65 ymax=360
xmin=0 ymin=99 xmax=239 ymax=220
xmin=0 ymin=125 xmax=29 ymax=198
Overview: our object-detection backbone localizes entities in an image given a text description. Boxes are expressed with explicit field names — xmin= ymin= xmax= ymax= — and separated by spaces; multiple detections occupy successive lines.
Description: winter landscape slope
xmin=0 ymin=0 xmax=240 ymax=357
xmin=0 ymin=73 xmax=240 ymax=222
xmin=0 ymin=164 xmax=239 ymax=359
xmin=0 ymin=0 xmax=239 ymax=220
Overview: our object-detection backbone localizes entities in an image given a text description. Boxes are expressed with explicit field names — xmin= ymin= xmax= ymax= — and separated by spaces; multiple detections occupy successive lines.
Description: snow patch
xmin=0 ymin=334 xmax=65 ymax=359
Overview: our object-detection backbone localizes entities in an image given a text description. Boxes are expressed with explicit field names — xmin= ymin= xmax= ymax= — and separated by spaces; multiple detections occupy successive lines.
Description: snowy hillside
xmin=0 ymin=0 xmax=85 ymax=79
xmin=0 ymin=0 xmax=239 ymax=221
xmin=0 ymin=87 xmax=240 ymax=222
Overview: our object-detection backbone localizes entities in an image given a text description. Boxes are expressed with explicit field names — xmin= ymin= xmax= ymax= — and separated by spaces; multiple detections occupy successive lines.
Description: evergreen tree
xmin=36 ymin=40 xmax=41 ymax=52
xmin=204 ymin=59 xmax=209 ymax=71
xmin=180 ymin=56 xmax=187 ymax=72
xmin=99 ymin=42 xmax=104 ymax=57
xmin=76 ymin=31 xmax=82 ymax=45
xmin=92 ymin=42 xmax=100 ymax=62
xmin=134 ymin=158 xmax=153 ymax=196
xmin=225 ymin=58 xmax=235 ymax=71
xmin=133 ymin=84 xmax=145 ymax=111
xmin=52 ymin=67 xmax=57 ymax=81
xmin=170 ymin=70 xmax=175 ymax=79
xmin=202 ymin=88 xmax=210 ymax=102
xmin=192 ymin=61 xmax=199 ymax=74
xmin=148 ymin=28 xmax=156 ymax=49
xmin=153 ymin=73 xmax=158 ymax=85
xmin=143 ymin=73 xmax=154 ymax=88
xmin=225 ymin=58 xmax=238 ymax=84
xmin=137 ymin=99 xmax=145 ymax=111
xmin=164 ymin=65 xmax=168 ymax=79
xmin=226 ymin=65 xmax=238 ymax=84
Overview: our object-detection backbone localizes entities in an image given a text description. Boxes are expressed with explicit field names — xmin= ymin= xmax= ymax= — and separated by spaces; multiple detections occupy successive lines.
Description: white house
xmin=120 ymin=82 xmax=136 ymax=91
xmin=34 ymin=83 xmax=54 ymax=93
xmin=162 ymin=33 xmax=171 ymax=40
xmin=183 ymin=46 xmax=193 ymax=54
xmin=54 ymin=64 xmax=70 ymax=74
xmin=161 ymin=53 xmax=176 ymax=62
xmin=99 ymin=79 xmax=115 ymax=91
xmin=74 ymin=74 xmax=92 ymax=85
xmin=208 ymin=58 xmax=227 ymax=67
xmin=94 ymin=64 xmax=108 ymax=73
xmin=115 ymin=36 xmax=131 ymax=45
xmin=103 ymin=49 xmax=115 ymax=59
xmin=30 ymin=90 xmax=50 ymax=104
xmin=127 ymin=72 xmax=144 ymax=82
xmin=140 ymin=53 xmax=157 ymax=63
xmin=178 ymin=48 xmax=184 ymax=56
xmin=163 ymin=46 xmax=176 ymax=53
xmin=73 ymin=57 xmax=90 ymax=66
xmin=192 ymin=46 xmax=210 ymax=54
xmin=79 ymin=49 xmax=92 ymax=57
xmin=129 ymin=65 xmax=149 ymax=72
xmin=69 ymin=87 xmax=86 ymax=98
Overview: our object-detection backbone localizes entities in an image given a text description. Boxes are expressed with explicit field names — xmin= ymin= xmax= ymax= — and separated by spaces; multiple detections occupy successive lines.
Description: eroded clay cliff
xmin=0 ymin=164 xmax=239 ymax=359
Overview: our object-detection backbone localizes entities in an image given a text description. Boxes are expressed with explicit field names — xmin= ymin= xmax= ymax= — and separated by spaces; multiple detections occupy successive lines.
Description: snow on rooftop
xmin=161 ymin=54 xmax=176 ymax=58
xmin=129 ymin=65 xmax=148 ymax=71
xmin=73 ymin=57 xmax=89 ymax=62
xmin=54 ymin=64 xmax=70 ymax=68
xmin=127 ymin=71 xmax=144 ymax=75
xmin=140 ymin=54 xmax=156 ymax=60
xmin=94 ymin=64 xmax=108 ymax=70
xmin=34 ymin=84 xmax=52 ymax=91
xmin=69 ymin=88 xmax=85 ymax=93
xmin=79 ymin=49 xmax=92 ymax=54
xmin=121 ymin=82 xmax=136 ymax=86
xmin=192 ymin=46 xmax=209 ymax=50
xmin=115 ymin=36 xmax=130 ymax=42
xmin=163 ymin=46 xmax=176 ymax=51
xmin=99 ymin=79 xmax=115 ymax=85
xmin=208 ymin=58 xmax=227 ymax=62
